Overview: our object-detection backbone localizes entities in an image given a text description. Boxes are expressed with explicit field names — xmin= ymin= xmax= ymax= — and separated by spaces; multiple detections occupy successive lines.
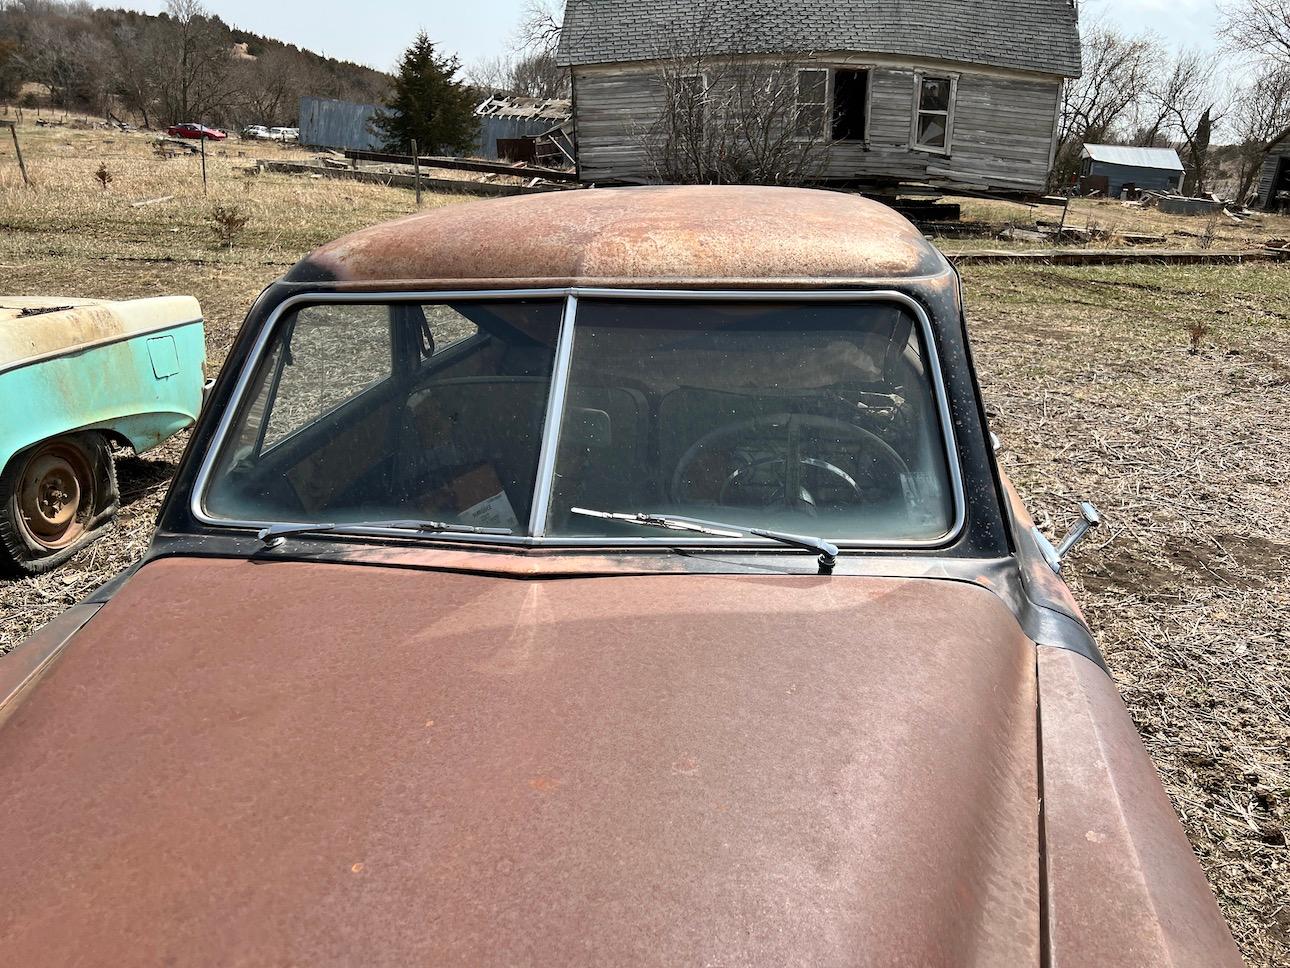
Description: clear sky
xmin=92 ymin=1 xmax=1226 ymax=74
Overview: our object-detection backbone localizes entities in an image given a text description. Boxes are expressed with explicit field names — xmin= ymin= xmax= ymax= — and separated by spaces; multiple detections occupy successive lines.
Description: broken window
xmin=831 ymin=69 xmax=869 ymax=141
xmin=677 ymin=73 xmax=707 ymax=134
xmin=794 ymin=68 xmax=828 ymax=139
xmin=913 ymin=74 xmax=954 ymax=151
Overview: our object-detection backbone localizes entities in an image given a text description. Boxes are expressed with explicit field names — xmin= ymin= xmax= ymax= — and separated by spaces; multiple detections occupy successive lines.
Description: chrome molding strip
xmin=528 ymin=293 xmax=578 ymax=538
xmin=192 ymin=287 xmax=968 ymax=552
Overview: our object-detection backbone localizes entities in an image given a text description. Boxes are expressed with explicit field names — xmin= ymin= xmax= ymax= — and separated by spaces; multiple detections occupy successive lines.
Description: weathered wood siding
xmin=572 ymin=69 xmax=665 ymax=182
xmin=572 ymin=60 xmax=1063 ymax=192
xmin=1256 ymin=134 xmax=1290 ymax=209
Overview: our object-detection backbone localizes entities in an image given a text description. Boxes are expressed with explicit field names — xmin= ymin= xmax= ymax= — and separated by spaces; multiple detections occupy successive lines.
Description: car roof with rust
xmin=284 ymin=185 xmax=949 ymax=290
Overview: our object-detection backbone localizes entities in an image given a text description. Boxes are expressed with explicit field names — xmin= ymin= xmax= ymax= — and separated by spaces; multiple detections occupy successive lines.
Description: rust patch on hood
xmin=286 ymin=185 xmax=948 ymax=288
xmin=1 ymin=557 xmax=1039 ymax=966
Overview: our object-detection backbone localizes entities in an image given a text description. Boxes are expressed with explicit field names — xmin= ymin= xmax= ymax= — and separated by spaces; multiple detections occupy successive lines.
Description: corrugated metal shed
xmin=1081 ymin=144 xmax=1184 ymax=171
xmin=299 ymin=96 xmax=383 ymax=152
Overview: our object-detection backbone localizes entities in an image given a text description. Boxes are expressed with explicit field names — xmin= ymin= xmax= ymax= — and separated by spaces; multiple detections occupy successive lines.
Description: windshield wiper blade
xmin=257 ymin=519 xmax=513 ymax=547
xmin=571 ymin=507 xmax=839 ymax=574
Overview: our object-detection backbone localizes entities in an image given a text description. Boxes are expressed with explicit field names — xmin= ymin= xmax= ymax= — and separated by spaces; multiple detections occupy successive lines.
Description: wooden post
xmin=200 ymin=129 xmax=208 ymax=195
xmin=4 ymin=121 xmax=31 ymax=187
xmin=412 ymin=139 xmax=422 ymax=208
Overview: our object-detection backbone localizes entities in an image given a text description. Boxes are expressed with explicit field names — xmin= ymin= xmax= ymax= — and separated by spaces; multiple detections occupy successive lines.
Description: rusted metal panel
xmin=286 ymin=185 xmax=950 ymax=287
xmin=1038 ymin=648 xmax=1244 ymax=967
xmin=0 ymin=556 xmax=1040 ymax=966
xmin=0 ymin=602 xmax=100 ymax=728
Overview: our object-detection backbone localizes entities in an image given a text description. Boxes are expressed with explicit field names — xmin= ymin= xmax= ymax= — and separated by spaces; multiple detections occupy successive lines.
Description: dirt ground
xmin=2 ymin=121 xmax=1288 ymax=964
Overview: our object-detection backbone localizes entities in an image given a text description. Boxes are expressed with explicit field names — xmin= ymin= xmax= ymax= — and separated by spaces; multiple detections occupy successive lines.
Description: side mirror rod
xmin=1033 ymin=502 xmax=1102 ymax=574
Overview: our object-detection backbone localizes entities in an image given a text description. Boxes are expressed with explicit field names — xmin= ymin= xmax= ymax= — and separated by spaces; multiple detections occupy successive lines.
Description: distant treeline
xmin=0 ymin=0 xmax=391 ymax=128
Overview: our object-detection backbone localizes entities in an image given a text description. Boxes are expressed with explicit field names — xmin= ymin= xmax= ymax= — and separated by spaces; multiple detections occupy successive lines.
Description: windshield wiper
xmin=571 ymin=507 xmax=839 ymax=574
xmin=257 ymin=519 xmax=513 ymax=548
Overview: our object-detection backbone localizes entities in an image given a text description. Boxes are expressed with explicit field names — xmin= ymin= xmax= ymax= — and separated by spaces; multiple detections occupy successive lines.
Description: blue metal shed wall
xmin=1088 ymin=161 xmax=1183 ymax=196
xmin=477 ymin=116 xmax=558 ymax=159
xmin=299 ymin=96 xmax=383 ymax=151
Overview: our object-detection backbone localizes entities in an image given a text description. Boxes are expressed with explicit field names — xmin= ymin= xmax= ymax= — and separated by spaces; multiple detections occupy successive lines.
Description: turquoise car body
xmin=0 ymin=297 xmax=207 ymax=473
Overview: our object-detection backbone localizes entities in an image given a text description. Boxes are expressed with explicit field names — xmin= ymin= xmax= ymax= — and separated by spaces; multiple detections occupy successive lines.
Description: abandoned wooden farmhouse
xmin=557 ymin=0 xmax=1082 ymax=194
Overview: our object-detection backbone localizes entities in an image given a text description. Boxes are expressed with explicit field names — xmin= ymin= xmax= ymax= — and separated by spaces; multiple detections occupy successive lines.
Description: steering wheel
xmin=670 ymin=413 xmax=913 ymax=512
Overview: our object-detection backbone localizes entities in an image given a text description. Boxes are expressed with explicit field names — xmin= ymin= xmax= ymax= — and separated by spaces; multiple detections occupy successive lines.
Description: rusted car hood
xmin=0 ymin=557 xmax=1040 ymax=966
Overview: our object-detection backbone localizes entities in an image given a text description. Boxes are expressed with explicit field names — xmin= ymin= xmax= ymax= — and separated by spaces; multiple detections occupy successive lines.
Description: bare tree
xmin=517 ymin=0 xmax=563 ymax=55
xmin=1229 ymin=65 xmax=1290 ymax=200
xmin=235 ymin=48 xmax=300 ymax=125
xmin=639 ymin=7 xmax=829 ymax=185
xmin=1051 ymin=23 xmax=1159 ymax=189
xmin=468 ymin=48 xmax=569 ymax=99
xmin=150 ymin=0 xmax=237 ymax=124
xmin=1143 ymin=51 xmax=1228 ymax=195
xmin=1220 ymin=0 xmax=1290 ymax=65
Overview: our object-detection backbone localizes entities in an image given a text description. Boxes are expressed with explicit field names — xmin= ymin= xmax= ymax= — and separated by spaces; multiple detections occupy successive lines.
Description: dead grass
xmin=1 ymin=120 xmax=1287 ymax=965
xmin=967 ymin=261 xmax=1290 ymax=965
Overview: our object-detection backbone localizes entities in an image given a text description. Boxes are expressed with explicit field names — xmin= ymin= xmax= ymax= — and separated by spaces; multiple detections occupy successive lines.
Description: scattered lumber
xmin=130 ymin=195 xmax=174 ymax=208
xmin=342 ymin=149 xmax=578 ymax=183
xmin=258 ymin=159 xmax=573 ymax=198
xmin=999 ymin=227 xmax=1048 ymax=243
xmin=951 ymin=248 xmax=1272 ymax=266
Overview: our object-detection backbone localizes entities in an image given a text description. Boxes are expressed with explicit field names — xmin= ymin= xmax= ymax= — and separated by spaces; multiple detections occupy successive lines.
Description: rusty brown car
xmin=0 ymin=187 xmax=1244 ymax=966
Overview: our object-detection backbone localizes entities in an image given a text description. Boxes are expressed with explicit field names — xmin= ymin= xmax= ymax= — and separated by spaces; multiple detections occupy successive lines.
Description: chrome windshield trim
xmin=557 ymin=288 xmax=967 ymax=549
xmin=192 ymin=287 xmax=967 ymax=551
xmin=527 ymin=293 xmax=578 ymax=538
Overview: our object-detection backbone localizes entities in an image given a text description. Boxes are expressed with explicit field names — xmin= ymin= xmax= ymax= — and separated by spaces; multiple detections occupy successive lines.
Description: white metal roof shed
xmin=1081 ymin=144 xmax=1185 ymax=171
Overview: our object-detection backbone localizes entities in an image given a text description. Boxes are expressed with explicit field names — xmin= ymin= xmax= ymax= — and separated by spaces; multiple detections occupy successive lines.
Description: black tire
xmin=0 ymin=432 xmax=120 ymax=577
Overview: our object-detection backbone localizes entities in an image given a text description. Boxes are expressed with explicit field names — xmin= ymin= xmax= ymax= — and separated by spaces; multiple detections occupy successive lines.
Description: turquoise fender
xmin=0 ymin=297 xmax=207 ymax=472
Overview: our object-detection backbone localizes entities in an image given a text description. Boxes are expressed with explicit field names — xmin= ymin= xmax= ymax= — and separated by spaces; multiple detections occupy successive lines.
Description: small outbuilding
xmin=1256 ymin=127 xmax=1290 ymax=211
xmin=1079 ymin=144 xmax=1184 ymax=198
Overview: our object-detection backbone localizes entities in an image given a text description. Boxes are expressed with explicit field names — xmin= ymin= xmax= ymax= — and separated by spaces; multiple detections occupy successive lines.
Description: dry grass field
xmin=932 ymin=192 xmax=1290 ymax=258
xmin=2 ymin=120 xmax=1288 ymax=964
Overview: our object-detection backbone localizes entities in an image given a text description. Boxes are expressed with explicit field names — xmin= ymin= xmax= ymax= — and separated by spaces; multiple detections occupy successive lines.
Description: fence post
xmin=411 ymin=139 xmax=422 ymax=207
xmin=4 ymin=121 xmax=31 ymax=187
xmin=200 ymin=129 xmax=208 ymax=195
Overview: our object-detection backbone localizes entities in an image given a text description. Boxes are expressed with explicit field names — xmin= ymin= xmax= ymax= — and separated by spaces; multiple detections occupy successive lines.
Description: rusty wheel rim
xmin=16 ymin=442 xmax=93 ymax=551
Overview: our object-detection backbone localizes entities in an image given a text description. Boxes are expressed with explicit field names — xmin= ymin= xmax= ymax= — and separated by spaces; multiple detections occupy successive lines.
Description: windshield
xmin=546 ymin=299 xmax=955 ymax=541
xmin=201 ymin=295 xmax=958 ymax=544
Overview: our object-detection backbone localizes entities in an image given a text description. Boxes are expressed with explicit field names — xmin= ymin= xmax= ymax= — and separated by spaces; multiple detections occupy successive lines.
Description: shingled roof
xmin=557 ymin=0 xmax=1082 ymax=78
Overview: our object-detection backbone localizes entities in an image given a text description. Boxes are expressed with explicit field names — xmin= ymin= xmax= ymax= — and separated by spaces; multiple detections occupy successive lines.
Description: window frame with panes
xmin=910 ymin=72 xmax=957 ymax=154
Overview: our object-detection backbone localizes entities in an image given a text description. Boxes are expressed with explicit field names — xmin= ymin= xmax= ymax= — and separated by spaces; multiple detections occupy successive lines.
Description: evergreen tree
xmin=373 ymin=32 xmax=478 ymax=154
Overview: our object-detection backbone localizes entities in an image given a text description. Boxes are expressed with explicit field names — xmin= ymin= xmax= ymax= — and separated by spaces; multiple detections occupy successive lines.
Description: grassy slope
xmin=1 ymin=121 xmax=1288 ymax=965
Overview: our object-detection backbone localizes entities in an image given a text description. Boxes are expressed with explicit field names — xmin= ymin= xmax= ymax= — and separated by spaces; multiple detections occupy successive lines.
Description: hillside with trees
xmin=0 ymin=0 xmax=390 ymax=128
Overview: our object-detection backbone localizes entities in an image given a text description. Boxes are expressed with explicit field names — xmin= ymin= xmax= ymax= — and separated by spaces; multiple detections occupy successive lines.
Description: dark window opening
xmin=832 ymin=69 xmax=869 ymax=141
